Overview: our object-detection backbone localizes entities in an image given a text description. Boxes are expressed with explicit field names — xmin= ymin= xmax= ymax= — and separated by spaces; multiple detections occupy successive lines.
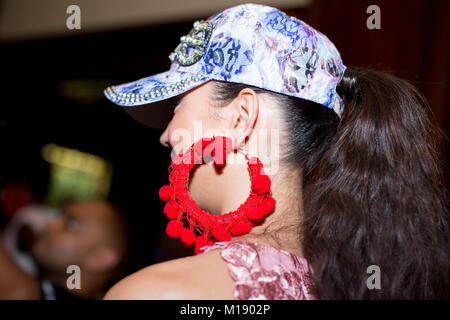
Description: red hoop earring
xmin=158 ymin=136 xmax=276 ymax=254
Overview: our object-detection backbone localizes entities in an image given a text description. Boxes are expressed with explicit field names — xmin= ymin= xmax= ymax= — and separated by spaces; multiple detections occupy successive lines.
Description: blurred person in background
xmin=0 ymin=199 xmax=129 ymax=300
xmin=2 ymin=204 xmax=58 ymax=277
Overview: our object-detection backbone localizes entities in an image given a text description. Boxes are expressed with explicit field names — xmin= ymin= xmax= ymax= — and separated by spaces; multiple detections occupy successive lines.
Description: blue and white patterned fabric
xmin=104 ymin=3 xmax=347 ymax=128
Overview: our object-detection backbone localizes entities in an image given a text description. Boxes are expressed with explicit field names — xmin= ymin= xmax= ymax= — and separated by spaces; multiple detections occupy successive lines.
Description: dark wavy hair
xmin=211 ymin=67 xmax=450 ymax=299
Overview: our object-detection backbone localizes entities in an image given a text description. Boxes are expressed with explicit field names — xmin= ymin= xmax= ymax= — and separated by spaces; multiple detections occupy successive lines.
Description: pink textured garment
xmin=202 ymin=241 xmax=317 ymax=300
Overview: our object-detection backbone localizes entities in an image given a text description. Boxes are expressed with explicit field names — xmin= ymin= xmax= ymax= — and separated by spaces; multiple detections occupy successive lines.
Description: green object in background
xmin=41 ymin=144 xmax=113 ymax=207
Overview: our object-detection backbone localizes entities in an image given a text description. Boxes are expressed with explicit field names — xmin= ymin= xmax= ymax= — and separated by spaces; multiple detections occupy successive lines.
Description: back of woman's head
xmin=212 ymin=66 xmax=450 ymax=299
xmin=302 ymin=67 xmax=449 ymax=299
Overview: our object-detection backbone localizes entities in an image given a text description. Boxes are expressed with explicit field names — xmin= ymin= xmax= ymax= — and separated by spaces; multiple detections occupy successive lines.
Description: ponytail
xmin=302 ymin=67 xmax=450 ymax=299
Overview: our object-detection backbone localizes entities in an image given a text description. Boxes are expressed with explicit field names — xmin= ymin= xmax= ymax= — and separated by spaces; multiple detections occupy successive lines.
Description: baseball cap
xmin=104 ymin=3 xmax=347 ymax=129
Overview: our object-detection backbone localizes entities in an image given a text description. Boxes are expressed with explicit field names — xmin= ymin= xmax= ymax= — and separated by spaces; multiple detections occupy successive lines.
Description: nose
xmin=160 ymin=125 xmax=170 ymax=148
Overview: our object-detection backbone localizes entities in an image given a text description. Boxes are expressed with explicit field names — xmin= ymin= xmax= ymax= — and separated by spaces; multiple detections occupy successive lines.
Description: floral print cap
xmin=104 ymin=3 xmax=347 ymax=129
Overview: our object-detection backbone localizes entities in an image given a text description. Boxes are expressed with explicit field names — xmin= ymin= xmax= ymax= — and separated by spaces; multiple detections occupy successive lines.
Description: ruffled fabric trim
xmin=202 ymin=241 xmax=316 ymax=300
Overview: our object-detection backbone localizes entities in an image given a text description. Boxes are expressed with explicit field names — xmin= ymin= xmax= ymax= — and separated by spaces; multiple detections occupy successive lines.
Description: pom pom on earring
xmin=211 ymin=136 xmax=232 ymax=165
xmin=211 ymin=225 xmax=231 ymax=241
xmin=262 ymin=196 xmax=276 ymax=216
xmin=180 ymin=228 xmax=196 ymax=247
xmin=247 ymin=206 xmax=265 ymax=221
xmin=166 ymin=220 xmax=183 ymax=238
xmin=159 ymin=185 xmax=174 ymax=201
xmin=194 ymin=137 xmax=214 ymax=152
xmin=230 ymin=220 xmax=252 ymax=236
xmin=194 ymin=236 xmax=214 ymax=254
xmin=163 ymin=202 xmax=179 ymax=219
xmin=212 ymin=148 xmax=227 ymax=165
xmin=184 ymin=149 xmax=202 ymax=165
xmin=251 ymin=175 xmax=271 ymax=195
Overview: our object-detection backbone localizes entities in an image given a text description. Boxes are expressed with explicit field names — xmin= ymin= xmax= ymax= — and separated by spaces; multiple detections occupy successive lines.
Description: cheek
xmin=168 ymin=103 xmax=221 ymax=155
xmin=168 ymin=113 xmax=197 ymax=154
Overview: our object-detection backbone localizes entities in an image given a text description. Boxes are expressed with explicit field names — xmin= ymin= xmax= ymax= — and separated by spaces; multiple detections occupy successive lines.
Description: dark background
xmin=1 ymin=0 xmax=449 ymax=273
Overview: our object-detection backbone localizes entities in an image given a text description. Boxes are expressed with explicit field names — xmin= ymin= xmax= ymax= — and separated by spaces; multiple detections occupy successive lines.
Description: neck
xmin=219 ymin=155 xmax=305 ymax=257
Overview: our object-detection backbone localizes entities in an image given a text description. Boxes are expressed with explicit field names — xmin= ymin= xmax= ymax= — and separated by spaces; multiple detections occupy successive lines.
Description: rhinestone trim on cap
xmin=104 ymin=74 xmax=206 ymax=105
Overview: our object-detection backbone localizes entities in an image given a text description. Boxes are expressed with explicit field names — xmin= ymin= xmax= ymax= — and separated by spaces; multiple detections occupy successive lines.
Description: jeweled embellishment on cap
xmin=169 ymin=20 xmax=213 ymax=66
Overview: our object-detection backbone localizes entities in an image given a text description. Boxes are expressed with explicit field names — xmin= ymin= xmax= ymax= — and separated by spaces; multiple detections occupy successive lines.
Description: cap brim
xmin=104 ymin=69 xmax=209 ymax=129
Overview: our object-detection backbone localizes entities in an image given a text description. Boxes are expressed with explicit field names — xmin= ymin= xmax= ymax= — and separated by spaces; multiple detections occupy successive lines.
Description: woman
xmin=103 ymin=4 xmax=449 ymax=299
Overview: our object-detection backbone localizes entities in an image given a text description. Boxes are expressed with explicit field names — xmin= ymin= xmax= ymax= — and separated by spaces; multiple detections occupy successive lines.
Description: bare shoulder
xmin=104 ymin=248 xmax=235 ymax=300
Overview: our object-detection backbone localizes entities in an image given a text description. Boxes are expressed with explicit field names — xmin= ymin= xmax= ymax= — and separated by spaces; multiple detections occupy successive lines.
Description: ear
xmin=230 ymin=88 xmax=259 ymax=150
xmin=84 ymin=246 xmax=119 ymax=273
